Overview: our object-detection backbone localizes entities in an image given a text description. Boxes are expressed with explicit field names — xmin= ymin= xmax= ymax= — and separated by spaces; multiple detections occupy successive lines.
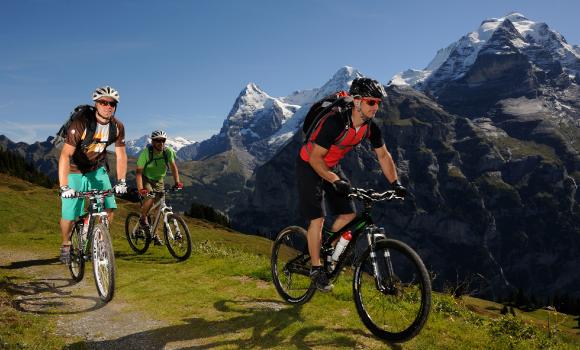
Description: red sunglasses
xmin=360 ymin=98 xmax=382 ymax=107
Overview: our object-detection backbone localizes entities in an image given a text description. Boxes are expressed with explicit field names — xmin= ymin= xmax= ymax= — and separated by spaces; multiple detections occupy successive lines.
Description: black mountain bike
xmin=68 ymin=189 xmax=116 ymax=302
xmin=271 ymin=188 xmax=431 ymax=342
xmin=124 ymin=188 xmax=192 ymax=261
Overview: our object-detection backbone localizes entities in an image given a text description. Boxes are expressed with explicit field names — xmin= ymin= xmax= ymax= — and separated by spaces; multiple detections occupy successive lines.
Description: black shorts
xmin=296 ymin=157 xmax=355 ymax=222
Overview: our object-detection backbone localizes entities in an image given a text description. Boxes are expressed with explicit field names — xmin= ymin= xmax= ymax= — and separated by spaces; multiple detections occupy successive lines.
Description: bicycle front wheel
xmin=353 ymin=239 xmax=431 ymax=342
xmin=69 ymin=222 xmax=85 ymax=282
xmin=271 ymin=226 xmax=315 ymax=305
xmin=92 ymin=223 xmax=116 ymax=302
xmin=125 ymin=212 xmax=151 ymax=254
xmin=164 ymin=214 xmax=192 ymax=261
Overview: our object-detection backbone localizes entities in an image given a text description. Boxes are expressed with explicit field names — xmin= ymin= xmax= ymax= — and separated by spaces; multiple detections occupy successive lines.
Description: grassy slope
xmin=0 ymin=173 xmax=579 ymax=349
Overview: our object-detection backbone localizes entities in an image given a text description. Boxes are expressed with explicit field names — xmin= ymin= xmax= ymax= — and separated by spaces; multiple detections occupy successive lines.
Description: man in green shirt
xmin=136 ymin=130 xmax=183 ymax=245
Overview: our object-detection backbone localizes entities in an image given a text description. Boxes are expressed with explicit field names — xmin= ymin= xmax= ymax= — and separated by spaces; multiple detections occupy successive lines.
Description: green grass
xmin=1 ymin=173 xmax=580 ymax=349
xmin=494 ymin=136 xmax=561 ymax=164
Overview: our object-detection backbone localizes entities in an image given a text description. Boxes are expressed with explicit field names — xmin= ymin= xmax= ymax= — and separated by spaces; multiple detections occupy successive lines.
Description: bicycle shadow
xmin=69 ymin=298 xmax=399 ymax=349
xmin=0 ymin=275 xmax=106 ymax=315
xmin=1 ymin=257 xmax=61 ymax=269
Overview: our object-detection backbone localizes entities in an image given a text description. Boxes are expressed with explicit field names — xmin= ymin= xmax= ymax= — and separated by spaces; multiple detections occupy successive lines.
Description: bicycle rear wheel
xmin=353 ymin=239 xmax=431 ymax=342
xmin=164 ymin=214 xmax=192 ymax=261
xmin=69 ymin=222 xmax=85 ymax=282
xmin=92 ymin=223 xmax=116 ymax=302
xmin=271 ymin=226 xmax=315 ymax=305
xmin=125 ymin=212 xmax=151 ymax=254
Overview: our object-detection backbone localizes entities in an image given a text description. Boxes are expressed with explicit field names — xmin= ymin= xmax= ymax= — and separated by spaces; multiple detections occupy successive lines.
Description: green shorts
xmin=61 ymin=167 xmax=117 ymax=221
xmin=143 ymin=176 xmax=165 ymax=198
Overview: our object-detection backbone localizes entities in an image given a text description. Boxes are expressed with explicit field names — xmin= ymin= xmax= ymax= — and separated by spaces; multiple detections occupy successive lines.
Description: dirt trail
xmin=1 ymin=247 xmax=300 ymax=350
xmin=1 ymin=248 xmax=175 ymax=349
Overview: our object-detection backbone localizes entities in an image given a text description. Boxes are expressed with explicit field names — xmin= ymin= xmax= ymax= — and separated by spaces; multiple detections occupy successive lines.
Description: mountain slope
xmin=235 ymin=80 xmax=580 ymax=301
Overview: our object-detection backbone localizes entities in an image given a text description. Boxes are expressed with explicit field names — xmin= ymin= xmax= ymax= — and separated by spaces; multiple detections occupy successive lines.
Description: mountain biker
xmin=135 ymin=130 xmax=183 ymax=245
xmin=297 ymin=77 xmax=407 ymax=292
xmin=58 ymin=86 xmax=128 ymax=264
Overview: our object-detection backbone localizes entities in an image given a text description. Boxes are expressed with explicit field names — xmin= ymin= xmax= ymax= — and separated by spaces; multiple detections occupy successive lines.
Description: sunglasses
xmin=97 ymin=100 xmax=118 ymax=108
xmin=361 ymin=98 xmax=382 ymax=107
xmin=153 ymin=139 xmax=166 ymax=143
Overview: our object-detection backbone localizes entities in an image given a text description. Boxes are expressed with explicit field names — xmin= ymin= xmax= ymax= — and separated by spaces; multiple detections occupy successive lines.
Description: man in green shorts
xmin=136 ymin=130 xmax=183 ymax=245
xmin=59 ymin=86 xmax=128 ymax=264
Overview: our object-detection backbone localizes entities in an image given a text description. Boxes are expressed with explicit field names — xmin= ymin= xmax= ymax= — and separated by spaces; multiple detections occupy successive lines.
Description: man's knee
xmin=308 ymin=217 xmax=324 ymax=230
xmin=337 ymin=213 xmax=356 ymax=221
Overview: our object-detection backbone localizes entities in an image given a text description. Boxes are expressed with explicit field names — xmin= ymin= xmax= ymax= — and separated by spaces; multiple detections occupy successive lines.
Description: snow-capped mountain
xmin=177 ymin=83 xmax=300 ymax=162
xmin=223 ymin=83 xmax=300 ymax=143
xmin=178 ymin=66 xmax=364 ymax=163
xmin=392 ymin=12 xmax=580 ymax=92
xmin=265 ymin=66 xmax=363 ymax=151
xmin=125 ymin=135 xmax=196 ymax=158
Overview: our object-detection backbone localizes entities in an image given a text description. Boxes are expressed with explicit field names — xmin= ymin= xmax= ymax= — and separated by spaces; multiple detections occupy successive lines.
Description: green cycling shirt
xmin=136 ymin=146 xmax=177 ymax=181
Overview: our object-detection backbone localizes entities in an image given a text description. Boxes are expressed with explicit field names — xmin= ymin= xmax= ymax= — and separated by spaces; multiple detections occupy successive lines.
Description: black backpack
xmin=301 ymin=91 xmax=353 ymax=143
xmin=52 ymin=105 xmax=117 ymax=150
xmin=144 ymin=145 xmax=170 ymax=169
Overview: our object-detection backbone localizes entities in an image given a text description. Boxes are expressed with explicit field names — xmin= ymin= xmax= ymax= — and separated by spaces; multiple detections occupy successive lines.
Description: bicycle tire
xmin=68 ymin=222 xmax=85 ymax=282
xmin=353 ymin=239 xmax=431 ymax=342
xmin=271 ymin=226 xmax=315 ymax=305
xmin=92 ymin=223 xmax=116 ymax=302
xmin=125 ymin=212 xmax=151 ymax=254
xmin=164 ymin=214 xmax=192 ymax=261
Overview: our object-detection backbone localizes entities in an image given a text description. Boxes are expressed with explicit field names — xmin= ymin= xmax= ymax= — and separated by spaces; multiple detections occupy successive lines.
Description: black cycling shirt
xmin=313 ymin=110 xmax=385 ymax=150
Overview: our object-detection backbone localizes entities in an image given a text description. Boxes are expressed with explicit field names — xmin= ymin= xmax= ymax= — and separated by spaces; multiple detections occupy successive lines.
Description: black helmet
xmin=349 ymin=78 xmax=386 ymax=98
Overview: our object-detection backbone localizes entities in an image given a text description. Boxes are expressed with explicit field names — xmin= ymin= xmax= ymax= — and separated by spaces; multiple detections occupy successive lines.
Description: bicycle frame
xmin=79 ymin=191 xmax=111 ymax=256
xmin=321 ymin=198 xmax=390 ymax=282
xmin=145 ymin=193 xmax=174 ymax=237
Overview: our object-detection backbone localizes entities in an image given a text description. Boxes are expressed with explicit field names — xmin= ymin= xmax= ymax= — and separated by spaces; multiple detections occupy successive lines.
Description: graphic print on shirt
xmin=83 ymin=123 xmax=111 ymax=155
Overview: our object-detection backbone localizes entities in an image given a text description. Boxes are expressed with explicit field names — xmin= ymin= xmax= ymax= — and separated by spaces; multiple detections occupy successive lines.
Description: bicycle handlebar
xmin=68 ymin=189 xmax=116 ymax=199
xmin=151 ymin=187 xmax=183 ymax=194
xmin=130 ymin=187 xmax=183 ymax=198
xmin=348 ymin=187 xmax=403 ymax=202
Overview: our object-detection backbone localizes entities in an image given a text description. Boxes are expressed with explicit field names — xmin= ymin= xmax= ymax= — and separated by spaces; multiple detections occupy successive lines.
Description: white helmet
xmin=92 ymin=86 xmax=120 ymax=102
xmin=151 ymin=130 xmax=167 ymax=140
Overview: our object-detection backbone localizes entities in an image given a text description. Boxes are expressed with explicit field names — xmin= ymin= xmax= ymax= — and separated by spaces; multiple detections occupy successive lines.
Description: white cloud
xmin=0 ymin=120 xmax=59 ymax=143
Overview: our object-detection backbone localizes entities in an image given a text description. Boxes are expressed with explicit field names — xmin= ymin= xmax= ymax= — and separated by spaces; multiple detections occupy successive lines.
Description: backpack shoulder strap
xmin=163 ymin=149 xmax=169 ymax=166
xmin=332 ymin=110 xmax=352 ymax=146
xmin=144 ymin=145 xmax=154 ymax=168
xmin=106 ymin=117 xmax=117 ymax=147
xmin=78 ymin=107 xmax=97 ymax=150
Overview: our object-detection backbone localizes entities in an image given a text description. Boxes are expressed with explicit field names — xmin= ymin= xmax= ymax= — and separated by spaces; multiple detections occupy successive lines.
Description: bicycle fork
xmin=161 ymin=208 xmax=181 ymax=241
xmin=365 ymin=226 xmax=396 ymax=294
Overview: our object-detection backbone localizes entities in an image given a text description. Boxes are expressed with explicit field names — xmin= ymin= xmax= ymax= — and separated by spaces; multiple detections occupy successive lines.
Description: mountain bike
xmin=271 ymin=188 xmax=431 ymax=342
xmin=124 ymin=188 xmax=192 ymax=261
xmin=68 ymin=189 xmax=116 ymax=302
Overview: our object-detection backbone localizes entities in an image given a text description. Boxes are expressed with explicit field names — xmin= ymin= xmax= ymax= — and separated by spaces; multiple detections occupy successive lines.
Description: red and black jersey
xmin=299 ymin=109 xmax=384 ymax=168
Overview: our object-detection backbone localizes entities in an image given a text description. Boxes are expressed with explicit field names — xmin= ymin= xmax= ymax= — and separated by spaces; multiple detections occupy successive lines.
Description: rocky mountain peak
xmin=392 ymin=13 xmax=580 ymax=90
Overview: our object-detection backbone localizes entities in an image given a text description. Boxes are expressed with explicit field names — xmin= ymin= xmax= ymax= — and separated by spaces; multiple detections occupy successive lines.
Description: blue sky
xmin=1 ymin=0 xmax=579 ymax=143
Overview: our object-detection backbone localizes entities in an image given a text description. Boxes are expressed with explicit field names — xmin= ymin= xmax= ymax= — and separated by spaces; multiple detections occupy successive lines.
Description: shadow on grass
xmin=114 ymin=251 xmax=185 ymax=264
xmin=68 ymin=298 xmax=402 ymax=349
xmin=1 ymin=257 xmax=60 ymax=269
xmin=0 ymin=275 xmax=106 ymax=315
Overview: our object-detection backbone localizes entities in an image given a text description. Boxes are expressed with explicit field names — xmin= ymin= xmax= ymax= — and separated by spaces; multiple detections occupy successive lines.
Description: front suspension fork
xmin=365 ymin=226 xmax=394 ymax=293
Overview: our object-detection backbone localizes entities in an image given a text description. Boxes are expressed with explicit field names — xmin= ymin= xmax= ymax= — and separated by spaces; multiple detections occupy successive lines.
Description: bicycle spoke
xmin=271 ymin=226 xmax=315 ymax=304
xmin=353 ymin=239 xmax=431 ymax=342
xmin=164 ymin=214 xmax=191 ymax=261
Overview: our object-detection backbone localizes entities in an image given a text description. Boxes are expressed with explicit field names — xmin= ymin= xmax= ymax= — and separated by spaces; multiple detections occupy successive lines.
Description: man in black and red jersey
xmin=297 ymin=77 xmax=407 ymax=292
